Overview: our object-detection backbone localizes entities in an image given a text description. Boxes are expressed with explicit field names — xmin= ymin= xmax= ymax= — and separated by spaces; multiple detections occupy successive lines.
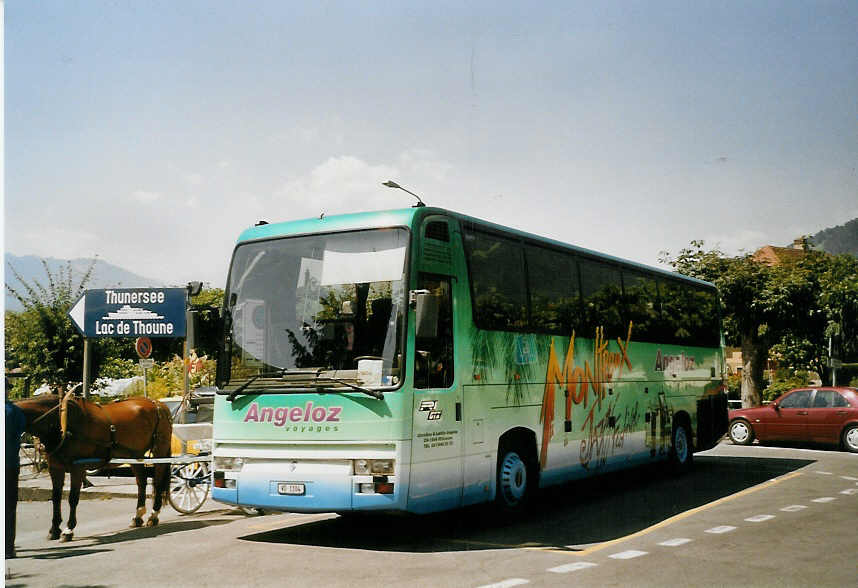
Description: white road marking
xmin=658 ymin=538 xmax=692 ymax=547
xmin=477 ymin=579 xmax=530 ymax=588
xmin=705 ymin=526 xmax=737 ymax=534
xmin=609 ymin=550 xmax=648 ymax=560
xmin=745 ymin=514 xmax=775 ymax=523
xmin=839 ymin=488 xmax=858 ymax=495
xmin=780 ymin=505 xmax=807 ymax=512
xmin=840 ymin=476 xmax=857 ymax=481
xmin=815 ymin=471 xmax=833 ymax=475
xmin=547 ymin=562 xmax=598 ymax=573
xmin=812 ymin=497 xmax=836 ymax=503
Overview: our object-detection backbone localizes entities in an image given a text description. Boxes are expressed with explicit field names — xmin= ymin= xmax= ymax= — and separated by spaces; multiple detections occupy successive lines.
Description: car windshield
xmin=222 ymin=228 xmax=408 ymax=387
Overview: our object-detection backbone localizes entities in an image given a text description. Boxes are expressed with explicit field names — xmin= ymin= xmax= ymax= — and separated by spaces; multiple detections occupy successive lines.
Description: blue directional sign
xmin=69 ymin=288 xmax=187 ymax=338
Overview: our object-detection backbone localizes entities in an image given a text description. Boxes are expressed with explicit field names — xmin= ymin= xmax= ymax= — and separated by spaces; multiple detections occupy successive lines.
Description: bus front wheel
xmin=496 ymin=445 xmax=534 ymax=510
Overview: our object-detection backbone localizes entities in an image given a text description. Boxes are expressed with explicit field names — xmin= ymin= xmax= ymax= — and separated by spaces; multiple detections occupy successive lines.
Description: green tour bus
xmin=211 ymin=206 xmax=727 ymax=514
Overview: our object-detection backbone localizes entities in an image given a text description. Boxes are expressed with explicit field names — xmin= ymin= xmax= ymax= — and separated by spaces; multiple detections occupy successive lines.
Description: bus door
xmin=407 ymin=216 xmax=464 ymax=513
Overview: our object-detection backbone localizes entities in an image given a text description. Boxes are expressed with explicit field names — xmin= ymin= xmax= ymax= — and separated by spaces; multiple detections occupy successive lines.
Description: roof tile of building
xmin=752 ymin=245 xmax=810 ymax=266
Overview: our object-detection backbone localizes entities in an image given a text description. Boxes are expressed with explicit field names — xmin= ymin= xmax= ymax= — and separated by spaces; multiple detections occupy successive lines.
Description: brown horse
xmin=15 ymin=393 xmax=172 ymax=542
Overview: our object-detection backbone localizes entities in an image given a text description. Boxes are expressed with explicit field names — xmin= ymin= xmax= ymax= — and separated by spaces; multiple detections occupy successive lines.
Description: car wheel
xmin=496 ymin=445 xmax=534 ymax=511
xmin=669 ymin=421 xmax=693 ymax=474
xmin=729 ymin=419 xmax=755 ymax=446
xmin=842 ymin=425 xmax=858 ymax=453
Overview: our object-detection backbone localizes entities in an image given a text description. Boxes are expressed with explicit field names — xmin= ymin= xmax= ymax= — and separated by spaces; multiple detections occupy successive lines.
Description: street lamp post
xmin=382 ymin=180 xmax=426 ymax=207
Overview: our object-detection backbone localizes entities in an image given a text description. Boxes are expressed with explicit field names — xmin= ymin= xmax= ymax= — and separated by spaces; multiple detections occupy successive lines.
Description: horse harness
xmin=51 ymin=392 xmax=164 ymax=464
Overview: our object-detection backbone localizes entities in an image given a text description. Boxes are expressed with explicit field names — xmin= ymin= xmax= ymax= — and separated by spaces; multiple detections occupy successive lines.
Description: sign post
xmin=138 ymin=358 xmax=155 ymax=397
xmin=82 ymin=339 xmax=91 ymax=399
xmin=136 ymin=337 xmax=154 ymax=397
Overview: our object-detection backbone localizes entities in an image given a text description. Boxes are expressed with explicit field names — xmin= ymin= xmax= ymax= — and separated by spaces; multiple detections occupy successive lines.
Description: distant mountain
xmin=4 ymin=253 xmax=166 ymax=312
xmin=811 ymin=218 xmax=858 ymax=257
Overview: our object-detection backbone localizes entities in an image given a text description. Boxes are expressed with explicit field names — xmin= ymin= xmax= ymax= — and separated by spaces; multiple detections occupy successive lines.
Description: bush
xmin=726 ymin=373 xmax=742 ymax=400
xmin=97 ymin=358 xmax=138 ymax=380
xmin=762 ymin=370 xmax=811 ymax=402
xmin=90 ymin=353 xmax=217 ymax=401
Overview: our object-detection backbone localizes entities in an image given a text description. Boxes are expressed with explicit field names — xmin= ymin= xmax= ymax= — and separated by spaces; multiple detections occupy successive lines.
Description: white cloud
xmin=131 ymin=190 xmax=161 ymax=204
xmin=274 ymin=151 xmax=458 ymax=218
xmin=397 ymin=149 xmax=453 ymax=182
xmin=183 ymin=173 xmax=204 ymax=187
xmin=276 ymin=155 xmax=400 ymax=216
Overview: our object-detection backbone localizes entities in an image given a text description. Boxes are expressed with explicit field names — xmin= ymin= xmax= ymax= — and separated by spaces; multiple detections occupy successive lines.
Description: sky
xmin=4 ymin=0 xmax=857 ymax=289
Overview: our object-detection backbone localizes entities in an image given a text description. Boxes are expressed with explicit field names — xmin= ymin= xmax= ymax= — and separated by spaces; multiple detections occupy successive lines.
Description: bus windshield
xmin=223 ymin=228 xmax=408 ymax=387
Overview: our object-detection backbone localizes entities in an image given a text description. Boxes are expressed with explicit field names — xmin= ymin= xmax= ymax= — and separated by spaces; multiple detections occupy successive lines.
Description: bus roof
xmin=235 ymin=206 xmax=714 ymax=289
xmin=236 ymin=208 xmax=421 ymax=243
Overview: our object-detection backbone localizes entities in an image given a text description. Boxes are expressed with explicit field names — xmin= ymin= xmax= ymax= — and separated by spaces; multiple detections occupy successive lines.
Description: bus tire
xmin=669 ymin=418 xmax=693 ymax=474
xmin=495 ymin=442 xmax=535 ymax=511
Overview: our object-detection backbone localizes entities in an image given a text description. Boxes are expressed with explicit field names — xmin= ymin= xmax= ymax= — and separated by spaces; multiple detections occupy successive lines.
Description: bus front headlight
xmin=370 ymin=459 xmax=394 ymax=474
xmin=353 ymin=459 xmax=394 ymax=475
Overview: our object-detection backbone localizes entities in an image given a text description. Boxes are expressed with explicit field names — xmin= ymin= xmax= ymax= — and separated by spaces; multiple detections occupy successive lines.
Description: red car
xmin=728 ymin=387 xmax=858 ymax=453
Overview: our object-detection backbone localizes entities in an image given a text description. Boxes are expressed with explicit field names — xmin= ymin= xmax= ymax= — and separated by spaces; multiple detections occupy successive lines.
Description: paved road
xmin=5 ymin=442 xmax=857 ymax=587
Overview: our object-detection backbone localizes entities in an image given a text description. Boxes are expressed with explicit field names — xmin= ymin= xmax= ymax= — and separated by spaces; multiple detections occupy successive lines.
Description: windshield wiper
xmin=226 ymin=370 xmax=286 ymax=402
xmin=224 ymin=369 xmax=384 ymax=401
xmin=314 ymin=374 xmax=384 ymax=400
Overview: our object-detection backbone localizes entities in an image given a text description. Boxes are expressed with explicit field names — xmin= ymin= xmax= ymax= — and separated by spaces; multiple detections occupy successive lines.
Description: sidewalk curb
xmin=18 ymin=486 xmax=147 ymax=502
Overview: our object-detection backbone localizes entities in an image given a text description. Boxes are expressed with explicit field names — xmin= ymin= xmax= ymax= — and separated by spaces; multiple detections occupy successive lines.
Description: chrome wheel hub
xmin=731 ymin=421 xmax=750 ymax=443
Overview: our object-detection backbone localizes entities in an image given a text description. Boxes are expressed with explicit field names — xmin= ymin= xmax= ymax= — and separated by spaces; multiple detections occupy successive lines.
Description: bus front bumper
xmin=210 ymin=444 xmax=409 ymax=513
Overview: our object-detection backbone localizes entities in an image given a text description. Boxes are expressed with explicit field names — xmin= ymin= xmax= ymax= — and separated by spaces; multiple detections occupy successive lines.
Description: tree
xmin=189 ymin=287 xmax=225 ymax=358
xmin=662 ymin=242 xmax=775 ymax=406
xmin=661 ymin=242 xmax=858 ymax=406
xmin=5 ymin=259 xmax=97 ymax=391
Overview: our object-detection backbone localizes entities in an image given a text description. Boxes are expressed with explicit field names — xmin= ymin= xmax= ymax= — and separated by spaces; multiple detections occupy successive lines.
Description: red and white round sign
xmin=135 ymin=336 xmax=153 ymax=359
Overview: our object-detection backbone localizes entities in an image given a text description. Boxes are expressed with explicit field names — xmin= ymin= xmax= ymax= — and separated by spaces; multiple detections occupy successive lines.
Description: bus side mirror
xmin=415 ymin=292 xmax=438 ymax=339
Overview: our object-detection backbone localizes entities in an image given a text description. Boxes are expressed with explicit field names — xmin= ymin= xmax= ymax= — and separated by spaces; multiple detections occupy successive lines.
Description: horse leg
xmin=129 ymin=464 xmax=147 ymax=528
xmin=47 ymin=465 xmax=64 ymax=540
xmin=146 ymin=463 xmax=169 ymax=527
xmin=60 ymin=466 xmax=84 ymax=542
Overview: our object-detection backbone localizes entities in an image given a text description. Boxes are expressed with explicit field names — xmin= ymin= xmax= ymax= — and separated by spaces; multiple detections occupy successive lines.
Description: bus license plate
xmin=278 ymin=483 xmax=305 ymax=496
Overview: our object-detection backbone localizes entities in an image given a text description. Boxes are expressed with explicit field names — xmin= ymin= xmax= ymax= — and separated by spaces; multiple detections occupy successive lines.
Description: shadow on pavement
xmin=239 ymin=455 xmax=815 ymax=553
xmin=17 ymin=517 xmax=237 ymax=561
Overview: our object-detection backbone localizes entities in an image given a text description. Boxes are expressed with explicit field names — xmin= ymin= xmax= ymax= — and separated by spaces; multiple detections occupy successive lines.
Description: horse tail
xmin=149 ymin=399 xmax=173 ymax=458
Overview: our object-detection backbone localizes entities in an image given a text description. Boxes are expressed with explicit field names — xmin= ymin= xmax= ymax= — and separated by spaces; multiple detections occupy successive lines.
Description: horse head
xmin=15 ymin=394 xmax=65 ymax=455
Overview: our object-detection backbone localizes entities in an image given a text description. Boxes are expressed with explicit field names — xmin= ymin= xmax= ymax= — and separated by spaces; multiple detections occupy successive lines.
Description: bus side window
xmin=415 ymin=275 xmax=454 ymax=389
xmin=579 ymin=259 xmax=624 ymax=336
xmin=622 ymin=270 xmax=661 ymax=343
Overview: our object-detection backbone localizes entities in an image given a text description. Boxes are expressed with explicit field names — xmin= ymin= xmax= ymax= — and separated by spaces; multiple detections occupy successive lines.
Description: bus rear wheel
xmin=496 ymin=445 xmax=534 ymax=510
xmin=669 ymin=421 xmax=693 ymax=474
